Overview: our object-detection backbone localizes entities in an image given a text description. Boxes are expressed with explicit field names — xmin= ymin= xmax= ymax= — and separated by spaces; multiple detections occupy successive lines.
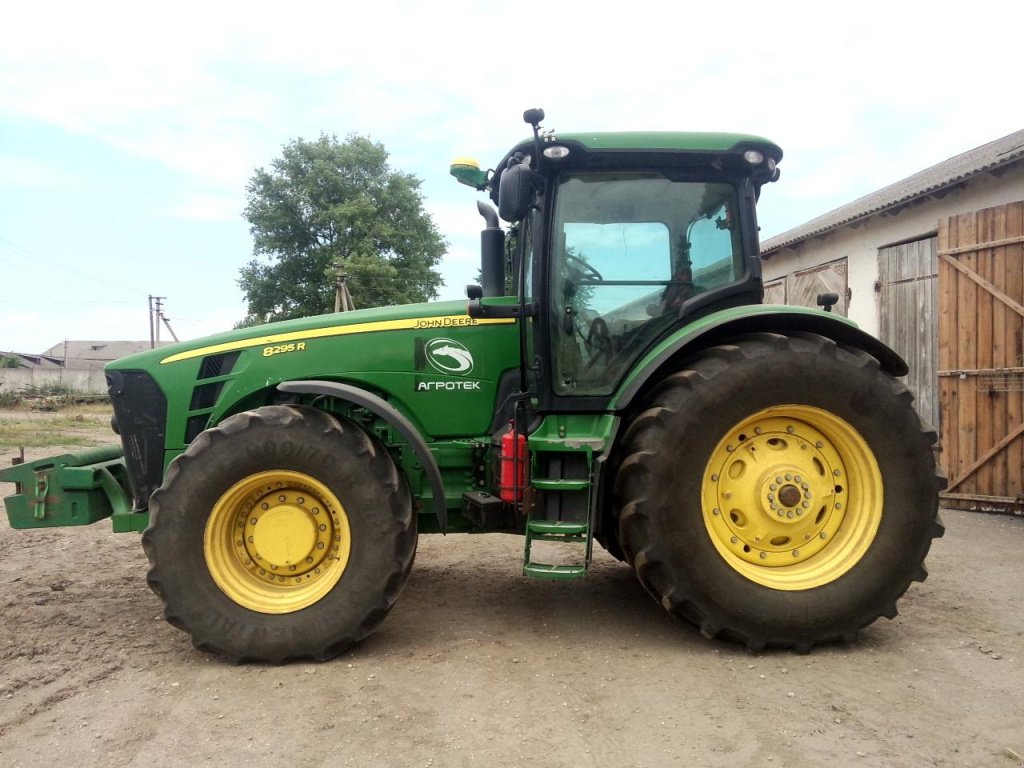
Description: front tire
xmin=613 ymin=333 xmax=945 ymax=651
xmin=143 ymin=405 xmax=416 ymax=662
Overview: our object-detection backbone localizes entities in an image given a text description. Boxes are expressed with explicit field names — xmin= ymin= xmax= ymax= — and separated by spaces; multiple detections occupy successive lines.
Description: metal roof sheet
xmin=760 ymin=129 xmax=1024 ymax=256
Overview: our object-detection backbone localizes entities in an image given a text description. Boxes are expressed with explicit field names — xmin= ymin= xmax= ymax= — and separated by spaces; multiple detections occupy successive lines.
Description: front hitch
xmin=0 ymin=446 xmax=144 ymax=532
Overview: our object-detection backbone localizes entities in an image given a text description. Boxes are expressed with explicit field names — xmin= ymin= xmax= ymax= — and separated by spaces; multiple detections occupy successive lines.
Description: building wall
xmin=761 ymin=162 xmax=1024 ymax=337
xmin=0 ymin=368 xmax=108 ymax=394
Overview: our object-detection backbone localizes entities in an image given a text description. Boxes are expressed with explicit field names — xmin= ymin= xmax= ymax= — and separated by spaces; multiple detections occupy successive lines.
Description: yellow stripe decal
xmin=160 ymin=315 xmax=516 ymax=365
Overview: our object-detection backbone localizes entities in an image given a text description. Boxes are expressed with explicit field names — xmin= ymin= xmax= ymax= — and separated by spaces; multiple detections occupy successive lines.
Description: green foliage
xmin=238 ymin=134 xmax=447 ymax=326
xmin=0 ymin=355 xmax=21 ymax=369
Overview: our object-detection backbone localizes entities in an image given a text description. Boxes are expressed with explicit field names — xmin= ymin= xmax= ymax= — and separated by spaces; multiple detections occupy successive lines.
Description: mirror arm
xmin=467 ymin=300 xmax=537 ymax=320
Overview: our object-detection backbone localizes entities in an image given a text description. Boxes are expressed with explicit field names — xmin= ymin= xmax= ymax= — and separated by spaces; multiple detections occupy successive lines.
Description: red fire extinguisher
xmin=499 ymin=421 xmax=527 ymax=503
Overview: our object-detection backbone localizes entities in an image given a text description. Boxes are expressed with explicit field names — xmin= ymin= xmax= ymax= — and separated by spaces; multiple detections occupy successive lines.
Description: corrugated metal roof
xmin=760 ymin=129 xmax=1024 ymax=256
xmin=40 ymin=340 xmax=171 ymax=361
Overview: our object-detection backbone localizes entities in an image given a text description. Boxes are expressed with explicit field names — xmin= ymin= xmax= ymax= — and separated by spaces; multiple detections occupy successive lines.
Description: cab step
xmin=523 ymin=563 xmax=587 ymax=580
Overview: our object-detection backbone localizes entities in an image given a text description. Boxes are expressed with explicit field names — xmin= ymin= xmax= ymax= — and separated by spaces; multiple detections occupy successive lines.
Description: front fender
xmin=277 ymin=380 xmax=448 ymax=533
xmin=611 ymin=305 xmax=907 ymax=411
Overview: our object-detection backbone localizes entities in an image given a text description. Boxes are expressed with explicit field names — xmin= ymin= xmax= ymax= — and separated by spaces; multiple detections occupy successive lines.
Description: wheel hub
xmin=205 ymin=470 xmax=351 ymax=613
xmin=702 ymin=408 xmax=879 ymax=587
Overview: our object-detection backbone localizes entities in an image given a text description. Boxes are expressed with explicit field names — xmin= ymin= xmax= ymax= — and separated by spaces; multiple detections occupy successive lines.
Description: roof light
xmin=543 ymin=145 xmax=570 ymax=160
xmin=743 ymin=150 xmax=765 ymax=165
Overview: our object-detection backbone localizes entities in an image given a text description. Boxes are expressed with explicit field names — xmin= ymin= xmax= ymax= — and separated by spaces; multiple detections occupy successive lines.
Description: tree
xmin=238 ymin=134 xmax=446 ymax=326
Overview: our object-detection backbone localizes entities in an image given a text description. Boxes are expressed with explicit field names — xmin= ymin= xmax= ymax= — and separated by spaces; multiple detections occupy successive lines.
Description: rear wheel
xmin=143 ymin=405 xmax=415 ymax=662
xmin=613 ymin=332 xmax=945 ymax=651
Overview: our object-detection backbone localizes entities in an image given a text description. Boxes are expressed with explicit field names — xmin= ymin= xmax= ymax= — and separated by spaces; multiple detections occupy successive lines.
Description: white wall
xmin=761 ymin=163 xmax=1024 ymax=337
xmin=0 ymin=367 xmax=108 ymax=394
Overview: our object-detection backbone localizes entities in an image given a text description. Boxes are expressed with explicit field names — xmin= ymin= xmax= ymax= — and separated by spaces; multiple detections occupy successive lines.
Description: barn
xmin=760 ymin=130 xmax=1024 ymax=512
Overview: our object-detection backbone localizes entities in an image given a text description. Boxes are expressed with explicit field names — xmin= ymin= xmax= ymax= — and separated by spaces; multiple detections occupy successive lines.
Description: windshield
xmin=549 ymin=172 xmax=744 ymax=395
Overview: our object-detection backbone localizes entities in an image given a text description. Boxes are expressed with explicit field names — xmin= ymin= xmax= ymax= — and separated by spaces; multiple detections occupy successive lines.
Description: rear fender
xmin=611 ymin=306 xmax=908 ymax=412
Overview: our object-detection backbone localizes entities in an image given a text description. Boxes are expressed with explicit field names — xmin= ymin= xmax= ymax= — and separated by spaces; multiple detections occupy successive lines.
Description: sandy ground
xmin=1 ymin=424 xmax=1023 ymax=767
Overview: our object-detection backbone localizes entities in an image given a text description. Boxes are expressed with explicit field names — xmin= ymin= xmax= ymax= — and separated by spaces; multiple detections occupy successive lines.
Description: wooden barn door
xmin=879 ymin=237 xmax=939 ymax=429
xmin=938 ymin=201 xmax=1024 ymax=511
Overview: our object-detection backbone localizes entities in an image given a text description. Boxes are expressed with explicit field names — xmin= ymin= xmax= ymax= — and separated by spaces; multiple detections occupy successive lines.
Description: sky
xmin=1 ymin=0 xmax=1022 ymax=354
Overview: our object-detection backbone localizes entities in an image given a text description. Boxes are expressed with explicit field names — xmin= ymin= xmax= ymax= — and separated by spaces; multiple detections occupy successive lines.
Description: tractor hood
xmin=109 ymin=299 xmax=492 ymax=371
xmin=105 ymin=299 xmax=520 ymax=473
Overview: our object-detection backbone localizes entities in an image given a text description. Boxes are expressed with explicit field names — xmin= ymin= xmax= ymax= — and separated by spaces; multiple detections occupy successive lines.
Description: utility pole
xmin=153 ymin=296 xmax=165 ymax=344
xmin=334 ymin=267 xmax=355 ymax=312
xmin=148 ymin=296 xmax=177 ymax=344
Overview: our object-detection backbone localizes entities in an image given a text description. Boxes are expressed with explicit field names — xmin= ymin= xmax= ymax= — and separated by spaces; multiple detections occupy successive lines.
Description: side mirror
xmin=498 ymin=163 xmax=536 ymax=223
xmin=816 ymin=292 xmax=840 ymax=313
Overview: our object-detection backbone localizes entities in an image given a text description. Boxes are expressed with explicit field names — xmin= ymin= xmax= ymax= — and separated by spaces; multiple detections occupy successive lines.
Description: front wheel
xmin=613 ymin=332 xmax=945 ymax=651
xmin=143 ymin=405 xmax=416 ymax=662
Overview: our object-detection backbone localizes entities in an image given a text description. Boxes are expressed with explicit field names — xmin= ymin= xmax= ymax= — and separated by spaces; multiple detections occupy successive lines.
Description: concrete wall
xmin=761 ymin=163 xmax=1024 ymax=337
xmin=0 ymin=367 xmax=108 ymax=394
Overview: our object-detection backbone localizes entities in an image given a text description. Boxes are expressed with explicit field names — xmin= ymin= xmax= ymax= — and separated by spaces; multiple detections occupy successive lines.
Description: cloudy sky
xmin=1 ymin=0 xmax=1021 ymax=353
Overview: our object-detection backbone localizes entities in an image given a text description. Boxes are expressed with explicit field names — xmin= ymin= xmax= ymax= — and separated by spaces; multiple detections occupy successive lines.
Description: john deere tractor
xmin=0 ymin=109 xmax=944 ymax=661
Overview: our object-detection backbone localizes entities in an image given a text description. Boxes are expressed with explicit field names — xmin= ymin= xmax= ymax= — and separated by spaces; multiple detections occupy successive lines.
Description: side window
xmin=688 ymin=203 xmax=742 ymax=292
xmin=549 ymin=174 xmax=745 ymax=396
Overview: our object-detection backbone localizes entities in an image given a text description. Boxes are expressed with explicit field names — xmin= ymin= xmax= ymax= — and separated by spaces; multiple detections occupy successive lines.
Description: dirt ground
xmin=1 ymin=412 xmax=1022 ymax=768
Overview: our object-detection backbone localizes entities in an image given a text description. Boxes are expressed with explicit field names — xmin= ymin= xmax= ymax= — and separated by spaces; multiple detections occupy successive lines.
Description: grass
xmin=0 ymin=404 xmax=117 ymax=450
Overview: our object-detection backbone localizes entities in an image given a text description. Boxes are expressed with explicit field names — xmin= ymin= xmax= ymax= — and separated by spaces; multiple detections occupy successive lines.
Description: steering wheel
xmin=567 ymin=252 xmax=603 ymax=282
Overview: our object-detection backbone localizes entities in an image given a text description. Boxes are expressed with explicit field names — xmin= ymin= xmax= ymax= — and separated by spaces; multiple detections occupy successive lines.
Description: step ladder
xmin=522 ymin=455 xmax=594 ymax=580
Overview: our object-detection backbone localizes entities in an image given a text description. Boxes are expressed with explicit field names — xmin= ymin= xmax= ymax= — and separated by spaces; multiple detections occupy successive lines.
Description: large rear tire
xmin=143 ymin=405 xmax=416 ymax=662
xmin=613 ymin=332 xmax=945 ymax=651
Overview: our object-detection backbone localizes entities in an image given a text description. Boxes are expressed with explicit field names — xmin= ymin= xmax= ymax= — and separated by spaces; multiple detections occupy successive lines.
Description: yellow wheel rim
xmin=204 ymin=470 xmax=352 ymax=614
xmin=701 ymin=405 xmax=882 ymax=590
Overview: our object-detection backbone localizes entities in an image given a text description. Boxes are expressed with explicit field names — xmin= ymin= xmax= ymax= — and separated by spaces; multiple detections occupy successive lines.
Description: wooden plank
xmin=923 ymin=237 xmax=939 ymax=428
xmin=956 ymin=211 xmax=978 ymax=492
xmin=937 ymin=214 xmax=957 ymax=477
xmin=976 ymin=207 xmax=995 ymax=496
xmin=991 ymin=205 xmax=1008 ymax=496
xmin=1006 ymin=201 xmax=1024 ymax=499
xmin=937 ymin=233 xmax=1024 ymax=257
xmin=939 ymin=367 xmax=1024 ymax=376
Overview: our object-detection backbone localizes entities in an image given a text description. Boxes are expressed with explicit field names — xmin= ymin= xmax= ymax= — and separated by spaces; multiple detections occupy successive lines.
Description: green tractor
xmin=0 ymin=109 xmax=944 ymax=661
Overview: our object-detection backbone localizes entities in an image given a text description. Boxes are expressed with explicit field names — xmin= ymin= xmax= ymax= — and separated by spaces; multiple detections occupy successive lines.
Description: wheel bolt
xmin=820 ymin=532 xmax=828 ymax=539
xmin=770 ymin=484 xmax=777 ymax=491
xmin=816 ymin=441 xmax=824 ymax=448
xmin=759 ymin=552 xmax=767 ymax=559
xmin=754 ymin=427 xmax=762 ymax=435
xmin=711 ymin=474 xmax=719 ymax=481
xmin=712 ymin=508 xmax=720 ymax=516
xmin=730 ymin=536 xmax=738 ymax=544
xmin=793 ymin=549 xmax=800 ymax=557
xmin=787 ymin=426 xmax=795 ymax=434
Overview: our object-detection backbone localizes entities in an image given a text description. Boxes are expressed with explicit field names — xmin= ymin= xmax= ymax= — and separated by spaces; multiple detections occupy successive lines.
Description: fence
xmin=0 ymin=368 xmax=108 ymax=395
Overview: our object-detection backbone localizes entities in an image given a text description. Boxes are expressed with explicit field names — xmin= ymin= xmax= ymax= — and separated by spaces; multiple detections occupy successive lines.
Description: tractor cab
xmin=453 ymin=109 xmax=783 ymax=411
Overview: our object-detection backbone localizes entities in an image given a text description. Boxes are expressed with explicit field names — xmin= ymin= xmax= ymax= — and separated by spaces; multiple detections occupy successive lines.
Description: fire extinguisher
xmin=499 ymin=421 xmax=527 ymax=503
